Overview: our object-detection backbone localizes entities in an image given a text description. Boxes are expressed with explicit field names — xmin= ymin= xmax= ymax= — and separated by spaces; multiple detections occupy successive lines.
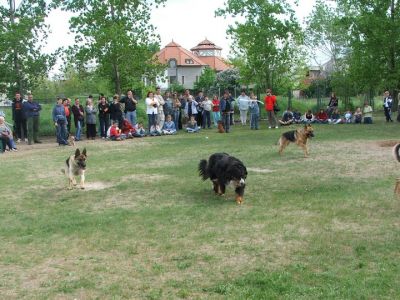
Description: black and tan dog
xmin=278 ymin=124 xmax=314 ymax=157
xmin=62 ymin=148 xmax=87 ymax=189
xmin=199 ymin=153 xmax=247 ymax=204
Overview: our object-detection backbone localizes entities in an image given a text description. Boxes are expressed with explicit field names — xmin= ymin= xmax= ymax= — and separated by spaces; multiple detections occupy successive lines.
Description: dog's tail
xmin=198 ymin=159 xmax=209 ymax=180
xmin=393 ymin=143 xmax=400 ymax=162
xmin=276 ymin=136 xmax=282 ymax=146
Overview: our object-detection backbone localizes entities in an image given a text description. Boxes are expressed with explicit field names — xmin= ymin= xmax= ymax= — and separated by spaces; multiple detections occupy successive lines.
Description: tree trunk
xmin=10 ymin=0 xmax=23 ymax=94
xmin=113 ymin=62 xmax=121 ymax=96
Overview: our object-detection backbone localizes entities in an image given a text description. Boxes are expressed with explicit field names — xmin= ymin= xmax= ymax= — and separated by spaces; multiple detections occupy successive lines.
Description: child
xmin=109 ymin=121 xmax=125 ymax=141
xmin=121 ymin=118 xmax=136 ymax=138
xmin=344 ymin=110 xmax=352 ymax=123
xmin=149 ymin=123 xmax=162 ymax=136
xmin=328 ymin=109 xmax=343 ymax=124
xmin=134 ymin=122 xmax=147 ymax=137
xmin=162 ymin=115 xmax=177 ymax=135
xmin=292 ymin=110 xmax=302 ymax=124
xmin=353 ymin=107 xmax=362 ymax=124
xmin=249 ymin=94 xmax=260 ymax=130
xmin=186 ymin=115 xmax=200 ymax=133
xmin=0 ymin=116 xmax=17 ymax=152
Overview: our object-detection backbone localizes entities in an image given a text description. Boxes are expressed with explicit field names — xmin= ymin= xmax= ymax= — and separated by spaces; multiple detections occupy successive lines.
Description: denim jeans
xmin=75 ymin=119 xmax=83 ymax=140
xmin=147 ymin=113 xmax=157 ymax=131
xmin=56 ymin=121 xmax=68 ymax=145
xmin=202 ymin=111 xmax=211 ymax=128
xmin=126 ymin=110 xmax=137 ymax=126
xmin=173 ymin=110 xmax=180 ymax=129
xmin=250 ymin=113 xmax=259 ymax=129
xmin=212 ymin=111 xmax=221 ymax=126
xmin=222 ymin=113 xmax=230 ymax=133
xmin=99 ymin=116 xmax=109 ymax=138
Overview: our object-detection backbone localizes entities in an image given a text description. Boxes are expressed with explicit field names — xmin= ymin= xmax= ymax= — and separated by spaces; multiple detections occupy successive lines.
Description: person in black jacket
xmin=11 ymin=92 xmax=27 ymax=143
xmin=98 ymin=96 xmax=110 ymax=138
xmin=109 ymin=94 xmax=123 ymax=128
xmin=120 ymin=89 xmax=138 ymax=126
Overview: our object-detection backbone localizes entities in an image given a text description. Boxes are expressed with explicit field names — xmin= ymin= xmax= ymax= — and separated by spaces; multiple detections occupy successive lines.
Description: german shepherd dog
xmin=62 ymin=148 xmax=87 ymax=189
xmin=199 ymin=153 xmax=247 ymax=204
xmin=278 ymin=124 xmax=314 ymax=157
xmin=393 ymin=143 xmax=400 ymax=162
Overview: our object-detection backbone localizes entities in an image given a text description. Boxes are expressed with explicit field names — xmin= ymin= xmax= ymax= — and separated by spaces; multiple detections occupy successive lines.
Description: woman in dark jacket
xmin=109 ymin=94 xmax=123 ymax=128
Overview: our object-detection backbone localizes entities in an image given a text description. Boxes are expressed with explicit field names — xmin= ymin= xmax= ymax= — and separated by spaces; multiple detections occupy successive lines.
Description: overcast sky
xmin=8 ymin=0 xmax=317 ymax=72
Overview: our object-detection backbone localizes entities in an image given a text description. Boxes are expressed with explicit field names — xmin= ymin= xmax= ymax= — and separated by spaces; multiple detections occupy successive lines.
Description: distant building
xmin=154 ymin=39 xmax=231 ymax=89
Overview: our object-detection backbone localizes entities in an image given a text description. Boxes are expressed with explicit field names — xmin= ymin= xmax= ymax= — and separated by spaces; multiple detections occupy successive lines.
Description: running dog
xmin=199 ymin=153 xmax=247 ymax=204
xmin=278 ymin=125 xmax=314 ymax=157
xmin=62 ymin=148 xmax=87 ymax=189
xmin=393 ymin=143 xmax=400 ymax=162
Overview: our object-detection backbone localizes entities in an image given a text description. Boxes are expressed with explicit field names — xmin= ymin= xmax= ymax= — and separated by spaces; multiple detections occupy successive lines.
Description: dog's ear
xmin=75 ymin=148 xmax=81 ymax=158
xmin=82 ymin=148 xmax=87 ymax=157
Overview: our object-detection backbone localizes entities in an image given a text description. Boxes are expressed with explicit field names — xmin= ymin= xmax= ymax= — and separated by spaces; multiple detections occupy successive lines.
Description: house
xmin=154 ymin=39 xmax=230 ymax=89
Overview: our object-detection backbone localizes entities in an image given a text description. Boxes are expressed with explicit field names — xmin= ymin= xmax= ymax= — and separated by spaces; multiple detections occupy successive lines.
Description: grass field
xmin=1 ymin=117 xmax=400 ymax=299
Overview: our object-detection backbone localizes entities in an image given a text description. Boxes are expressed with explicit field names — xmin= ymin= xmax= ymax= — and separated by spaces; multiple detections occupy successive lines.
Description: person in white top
xmin=201 ymin=96 xmax=213 ymax=129
xmin=145 ymin=91 xmax=159 ymax=131
xmin=237 ymin=90 xmax=250 ymax=125
xmin=155 ymin=87 xmax=165 ymax=129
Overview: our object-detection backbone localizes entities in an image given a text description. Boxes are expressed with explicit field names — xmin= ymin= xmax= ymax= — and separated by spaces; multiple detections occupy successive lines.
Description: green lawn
xmin=0 ymin=117 xmax=399 ymax=299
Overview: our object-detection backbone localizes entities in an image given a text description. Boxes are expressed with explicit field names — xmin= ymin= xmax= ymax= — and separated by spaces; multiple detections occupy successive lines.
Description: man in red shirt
xmin=316 ymin=109 xmax=328 ymax=124
xmin=264 ymin=89 xmax=278 ymax=128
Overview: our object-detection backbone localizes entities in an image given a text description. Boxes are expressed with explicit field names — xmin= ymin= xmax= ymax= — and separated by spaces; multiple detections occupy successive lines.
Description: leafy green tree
xmin=194 ymin=67 xmax=216 ymax=92
xmin=0 ymin=0 xmax=56 ymax=97
xmin=211 ymin=68 xmax=240 ymax=94
xmin=216 ymin=0 xmax=303 ymax=91
xmin=57 ymin=0 xmax=166 ymax=95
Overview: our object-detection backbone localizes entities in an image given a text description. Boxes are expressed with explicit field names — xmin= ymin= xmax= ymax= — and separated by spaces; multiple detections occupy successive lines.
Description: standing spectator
xmin=164 ymin=91 xmax=174 ymax=118
xmin=249 ymin=92 xmax=260 ymax=130
xmin=155 ymin=87 xmax=165 ymax=129
xmin=211 ymin=95 xmax=221 ymax=126
xmin=362 ymin=101 xmax=373 ymax=124
xmin=327 ymin=92 xmax=338 ymax=117
xmin=0 ymin=116 xmax=18 ymax=151
xmin=12 ymin=92 xmax=27 ymax=143
xmin=353 ymin=107 xmax=362 ymax=124
xmin=71 ymin=98 xmax=84 ymax=141
xmin=383 ymin=91 xmax=393 ymax=122
xmin=109 ymin=94 xmax=124 ymax=128
xmin=184 ymin=95 xmax=198 ymax=122
xmin=98 ymin=96 xmax=110 ymax=139
xmin=145 ymin=91 xmax=159 ymax=131
xmin=120 ymin=89 xmax=138 ymax=126
xmin=228 ymin=91 xmax=235 ymax=125
xmin=315 ymin=109 xmax=328 ymax=124
xmin=237 ymin=90 xmax=250 ymax=125
xmin=63 ymin=98 xmax=72 ymax=134
xmin=264 ymin=88 xmax=278 ymax=129
xmin=52 ymin=97 xmax=69 ymax=146
xmin=23 ymin=93 xmax=41 ymax=145
xmin=202 ymin=96 xmax=212 ymax=129
xmin=195 ymin=91 xmax=205 ymax=126
xmin=220 ymin=91 xmax=231 ymax=133
xmin=85 ymin=98 xmax=97 ymax=139
xmin=172 ymin=92 xmax=181 ymax=129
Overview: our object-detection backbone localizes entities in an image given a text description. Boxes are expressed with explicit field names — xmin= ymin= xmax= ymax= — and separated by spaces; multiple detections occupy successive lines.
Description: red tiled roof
xmin=199 ymin=56 xmax=230 ymax=72
xmin=155 ymin=40 xmax=207 ymax=67
xmin=190 ymin=38 xmax=223 ymax=51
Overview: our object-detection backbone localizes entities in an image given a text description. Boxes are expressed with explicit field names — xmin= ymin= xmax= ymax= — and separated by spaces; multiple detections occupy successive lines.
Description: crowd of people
xmin=0 ymin=88 xmax=394 ymax=152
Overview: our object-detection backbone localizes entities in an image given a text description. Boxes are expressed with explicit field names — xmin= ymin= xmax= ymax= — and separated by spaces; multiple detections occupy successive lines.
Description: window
xmin=185 ymin=59 xmax=194 ymax=64
xmin=169 ymin=76 xmax=177 ymax=84
xmin=181 ymin=76 xmax=185 ymax=84
xmin=169 ymin=59 xmax=177 ymax=68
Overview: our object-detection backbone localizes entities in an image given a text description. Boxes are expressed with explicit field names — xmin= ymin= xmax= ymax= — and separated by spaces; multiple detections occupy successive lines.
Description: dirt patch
xmin=247 ymin=167 xmax=274 ymax=174
xmin=377 ymin=140 xmax=400 ymax=147
xmin=83 ymin=182 xmax=113 ymax=191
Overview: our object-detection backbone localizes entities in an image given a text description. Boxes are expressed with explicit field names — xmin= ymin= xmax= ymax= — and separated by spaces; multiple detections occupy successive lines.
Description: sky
xmin=6 ymin=0 xmax=317 ymax=73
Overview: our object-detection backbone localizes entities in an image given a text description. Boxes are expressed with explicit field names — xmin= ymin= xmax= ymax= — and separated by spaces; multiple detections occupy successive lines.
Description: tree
xmin=216 ymin=0 xmax=303 ymax=91
xmin=210 ymin=68 xmax=240 ymax=96
xmin=193 ymin=67 xmax=216 ymax=92
xmin=0 ymin=0 xmax=56 ymax=97
xmin=57 ymin=0 xmax=166 ymax=95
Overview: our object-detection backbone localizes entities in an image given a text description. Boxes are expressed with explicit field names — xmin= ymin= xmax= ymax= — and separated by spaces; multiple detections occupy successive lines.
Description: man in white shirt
xmin=237 ymin=90 xmax=250 ymax=125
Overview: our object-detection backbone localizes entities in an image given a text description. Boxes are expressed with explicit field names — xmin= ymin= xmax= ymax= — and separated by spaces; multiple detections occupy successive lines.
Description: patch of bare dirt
xmin=247 ymin=167 xmax=274 ymax=173
xmin=83 ymin=181 xmax=113 ymax=191
xmin=377 ymin=140 xmax=400 ymax=147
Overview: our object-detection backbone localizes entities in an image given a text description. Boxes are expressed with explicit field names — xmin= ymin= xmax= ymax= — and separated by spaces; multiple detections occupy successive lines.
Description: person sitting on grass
xmin=0 ymin=116 xmax=18 ymax=152
xmin=186 ymin=115 xmax=200 ymax=133
xmin=344 ymin=110 xmax=353 ymax=124
xmin=121 ymin=118 xmax=136 ymax=138
xmin=328 ymin=108 xmax=343 ymax=124
xmin=149 ymin=123 xmax=162 ymax=136
xmin=134 ymin=122 xmax=147 ymax=137
xmin=279 ymin=108 xmax=294 ymax=126
xmin=362 ymin=101 xmax=373 ymax=124
xmin=162 ymin=115 xmax=177 ymax=135
xmin=315 ymin=109 xmax=329 ymax=124
xmin=302 ymin=110 xmax=315 ymax=124
xmin=353 ymin=107 xmax=362 ymax=124
xmin=292 ymin=110 xmax=302 ymax=124
xmin=109 ymin=121 xmax=126 ymax=141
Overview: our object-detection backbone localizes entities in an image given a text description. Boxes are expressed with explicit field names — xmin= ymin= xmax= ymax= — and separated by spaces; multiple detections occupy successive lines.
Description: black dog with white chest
xmin=199 ymin=153 xmax=247 ymax=204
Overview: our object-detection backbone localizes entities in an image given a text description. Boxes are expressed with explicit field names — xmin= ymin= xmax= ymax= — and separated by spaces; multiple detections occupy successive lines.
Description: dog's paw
xmin=236 ymin=196 xmax=243 ymax=204
xmin=80 ymin=186 xmax=85 ymax=190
